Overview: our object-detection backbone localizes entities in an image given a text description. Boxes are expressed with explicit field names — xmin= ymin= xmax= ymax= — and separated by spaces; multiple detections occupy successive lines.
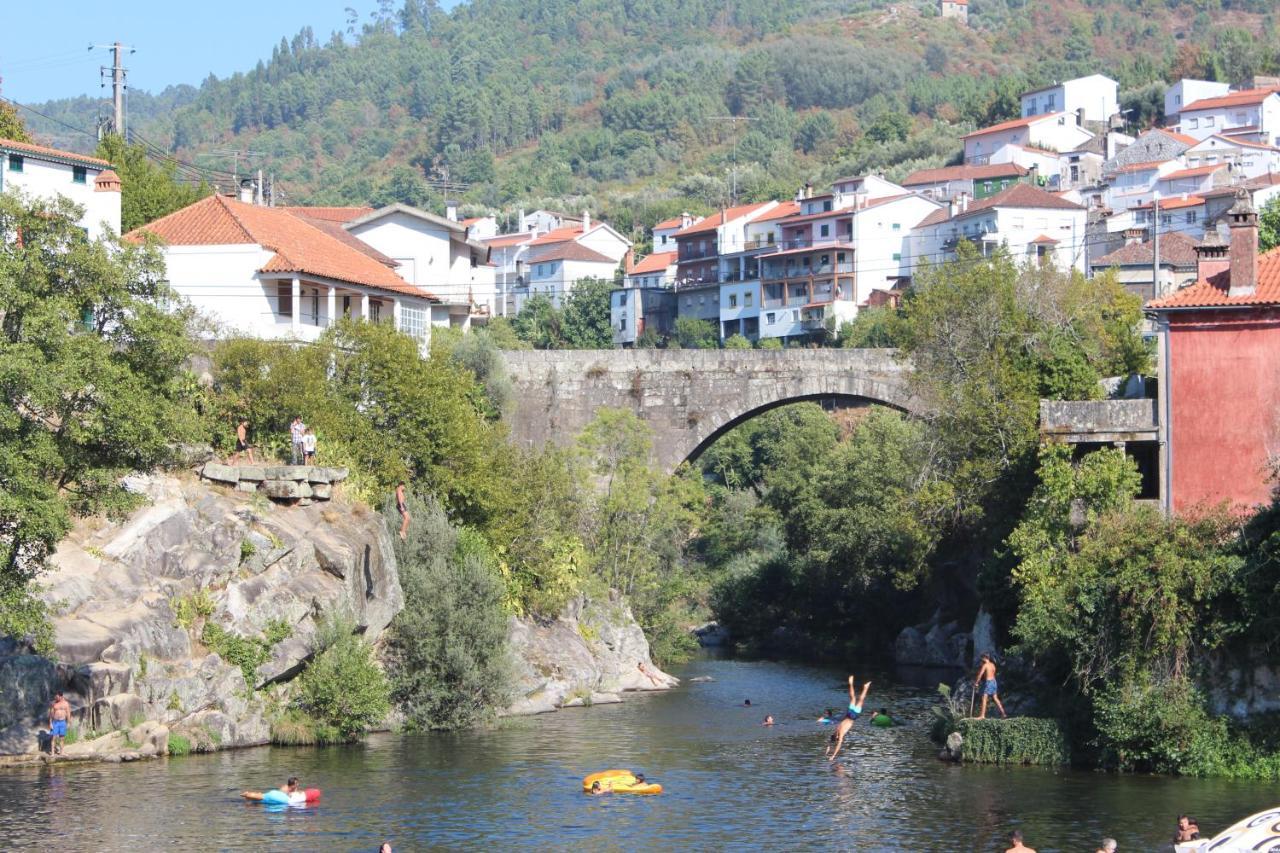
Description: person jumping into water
xmin=974 ymin=653 xmax=1007 ymax=719
xmin=826 ymin=675 xmax=871 ymax=761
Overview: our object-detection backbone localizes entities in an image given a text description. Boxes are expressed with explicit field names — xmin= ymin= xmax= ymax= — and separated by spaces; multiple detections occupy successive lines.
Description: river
xmin=1 ymin=656 xmax=1275 ymax=851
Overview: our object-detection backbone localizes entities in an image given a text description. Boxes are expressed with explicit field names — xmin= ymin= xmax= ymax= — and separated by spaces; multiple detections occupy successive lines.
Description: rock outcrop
xmin=504 ymin=593 xmax=677 ymax=716
xmin=894 ymin=608 xmax=998 ymax=672
xmin=0 ymin=473 xmax=401 ymax=757
xmin=198 ymin=462 xmax=348 ymax=505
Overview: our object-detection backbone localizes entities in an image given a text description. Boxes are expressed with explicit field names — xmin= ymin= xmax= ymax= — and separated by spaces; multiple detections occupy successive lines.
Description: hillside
xmin=23 ymin=0 xmax=1280 ymax=238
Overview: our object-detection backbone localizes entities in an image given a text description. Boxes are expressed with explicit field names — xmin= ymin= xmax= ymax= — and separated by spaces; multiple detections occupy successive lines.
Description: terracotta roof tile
xmin=962 ymin=112 xmax=1064 ymax=140
xmin=1182 ymin=87 xmax=1280 ymax=113
xmin=753 ymin=201 xmax=801 ymax=222
xmin=1148 ymin=246 xmax=1280 ymax=309
xmin=127 ymin=195 xmax=431 ymax=299
xmin=1156 ymin=129 xmax=1201 ymax=146
xmin=526 ymin=224 xmax=590 ymax=246
xmin=629 ymin=251 xmax=677 ymax=275
xmin=0 ymin=137 xmax=110 ymax=169
xmin=655 ymin=215 xmax=698 ymax=230
xmin=1092 ymin=232 xmax=1199 ymax=269
xmin=527 ymin=242 xmax=615 ymax=264
xmin=482 ymin=232 xmax=535 ymax=248
xmin=279 ymin=206 xmax=372 ymax=223
xmin=1134 ymin=195 xmax=1205 ymax=211
xmin=903 ymin=163 xmax=1029 ymax=185
xmin=1161 ymin=164 xmax=1226 ymax=181
xmin=963 ymin=182 xmax=1084 ymax=214
xmin=673 ymin=202 xmax=775 ymax=237
xmin=1029 ymin=234 xmax=1060 ymax=244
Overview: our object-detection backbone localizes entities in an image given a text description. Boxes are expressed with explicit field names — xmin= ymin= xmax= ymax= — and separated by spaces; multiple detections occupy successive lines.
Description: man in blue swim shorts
xmin=974 ymin=653 xmax=1007 ymax=719
xmin=48 ymin=692 xmax=71 ymax=754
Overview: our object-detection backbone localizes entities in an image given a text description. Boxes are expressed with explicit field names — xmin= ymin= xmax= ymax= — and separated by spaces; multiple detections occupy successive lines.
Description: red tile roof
xmin=527 ymin=242 xmax=615 ymax=264
xmin=0 ymin=137 xmax=110 ymax=169
xmin=482 ymin=232 xmax=534 ymax=249
xmin=526 ymin=224 xmax=590 ymax=246
xmin=628 ymin=251 xmax=677 ymax=275
xmin=279 ymin=206 xmax=372 ymax=223
xmin=1182 ymin=87 xmax=1280 ymax=113
xmin=1092 ymin=231 xmax=1199 ymax=269
xmin=1029 ymin=234 xmax=1060 ymax=244
xmin=127 ymin=195 xmax=432 ymax=299
xmin=753 ymin=201 xmax=801 ymax=222
xmin=653 ymin=215 xmax=690 ymax=230
xmin=962 ymin=112 xmax=1064 ymax=140
xmin=963 ymin=182 xmax=1084 ymax=213
xmin=1148 ymin=247 xmax=1280 ymax=309
xmin=915 ymin=208 xmax=950 ymax=228
xmin=673 ymin=202 xmax=775 ymax=237
xmin=1161 ymin=164 xmax=1226 ymax=181
xmin=1114 ymin=159 xmax=1171 ymax=174
xmin=1205 ymin=134 xmax=1280 ymax=151
xmin=1159 ymin=129 xmax=1201 ymax=146
xmin=903 ymin=163 xmax=1029 ymax=185
xmin=1133 ymin=195 xmax=1205 ymax=211
xmin=777 ymin=195 xmax=916 ymax=226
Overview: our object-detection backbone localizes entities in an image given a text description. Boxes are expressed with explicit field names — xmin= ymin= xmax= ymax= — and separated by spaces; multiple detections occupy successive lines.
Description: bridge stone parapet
xmin=503 ymin=348 xmax=915 ymax=472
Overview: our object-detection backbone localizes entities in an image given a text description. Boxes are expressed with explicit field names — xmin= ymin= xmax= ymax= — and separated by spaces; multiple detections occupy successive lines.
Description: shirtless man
xmin=975 ymin=653 xmax=1007 ymax=719
xmin=826 ymin=675 xmax=871 ymax=762
xmin=395 ymin=482 xmax=410 ymax=540
xmin=48 ymin=692 xmax=71 ymax=755
xmin=1174 ymin=815 xmax=1200 ymax=843
xmin=1006 ymin=829 xmax=1036 ymax=853
xmin=231 ymin=420 xmax=254 ymax=465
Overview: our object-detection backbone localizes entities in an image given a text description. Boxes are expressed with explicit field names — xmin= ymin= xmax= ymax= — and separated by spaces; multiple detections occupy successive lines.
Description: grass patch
xmin=167 ymin=733 xmax=193 ymax=756
xmin=167 ymin=691 xmax=183 ymax=712
xmin=239 ymin=539 xmax=256 ymax=564
xmin=956 ymin=717 xmax=1070 ymax=767
xmin=201 ymin=622 xmax=277 ymax=688
xmin=270 ymin=709 xmax=327 ymax=746
xmin=171 ymin=589 xmax=215 ymax=630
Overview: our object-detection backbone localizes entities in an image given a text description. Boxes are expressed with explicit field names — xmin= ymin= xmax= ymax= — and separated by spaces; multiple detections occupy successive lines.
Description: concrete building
xmin=1020 ymin=75 xmax=1119 ymax=124
xmin=130 ymin=195 xmax=453 ymax=347
xmin=461 ymin=215 xmax=499 ymax=240
xmin=610 ymin=286 xmax=676 ymax=347
xmin=963 ymin=113 xmax=1094 ymax=166
xmin=487 ymin=215 xmax=631 ymax=314
xmin=717 ymin=202 xmax=799 ymax=342
xmin=902 ymin=162 xmax=1031 ymax=201
xmin=1148 ymin=190 xmax=1280 ymax=513
xmin=1 ymin=137 xmax=121 ymax=240
xmin=910 ymin=183 xmax=1088 ymax=274
xmin=1165 ymin=79 xmax=1230 ymax=126
xmin=1183 ymin=134 xmax=1280 ymax=179
xmin=1089 ymin=230 xmax=1200 ymax=302
xmin=940 ymin=0 xmax=967 ymax=23
xmin=652 ymin=213 xmax=700 ymax=252
xmin=1175 ymin=87 xmax=1280 ymax=145
xmin=673 ymin=201 xmax=779 ymax=286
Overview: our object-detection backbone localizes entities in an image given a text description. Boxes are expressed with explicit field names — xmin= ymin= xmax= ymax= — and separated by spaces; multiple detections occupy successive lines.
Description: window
xmin=983 ymin=180 xmax=993 ymax=193
xmin=1186 ymin=210 xmax=1198 ymax=224
xmin=1236 ymin=112 xmax=1247 ymax=125
xmin=1205 ymin=115 xmax=1215 ymax=127
xmin=276 ymin=283 xmax=293 ymax=318
xmin=820 ymin=224 xmax=830 ymax=237
xmin=1188 ymin=117 xmax=1199 ymax=129
xmin=698 ymin=296 xmax=705 ymax=305
xmin=684 ymin=297 xmax=693 ymax=308
xmin=72 ymin=166 xmax=87 ymax=184
xmin=535 ymin=264 xmax=544 ymax=277
xmin=1046 ymin=94 xmax=1056 ymax=111
xmin=744 ymin=292 xmax=753 ymax=307
xmin=1161 ymin=213 xmax=1173 ymax=226
xmin=619 ymin=316 xmax=627 ymax=331
xmin=792 ymin=310 xmax=799 ymax=322
xmin=399 ymin=304 xmax=427 ymax=341
xmin=892 ymin=252 xmax=901 ymax=261
xmin=7 ymin=154 xmax=22 ymax=172
xmin=310 ymin=288 xmax=320 ymax=323
xmin=766 ymin=312 xmax=775 ymax=324
xmin=729 ymin=294 xmax=738 ymax=308
xmin=660 ymin=235 xmax=668 ymax=245
xmin=369 ymin=301 xmax=381 ymax=322
xmin=892 ymin=222 xmax=901 ymax=231
xmin=620 ymin=292 xmax=628 ymax=306
xmin=822 ymin=200 xmax=832 ymax=212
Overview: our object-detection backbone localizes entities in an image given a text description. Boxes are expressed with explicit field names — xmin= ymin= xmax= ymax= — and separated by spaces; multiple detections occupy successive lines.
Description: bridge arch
xmin=503 ymin=349 xmax=916 ymax=474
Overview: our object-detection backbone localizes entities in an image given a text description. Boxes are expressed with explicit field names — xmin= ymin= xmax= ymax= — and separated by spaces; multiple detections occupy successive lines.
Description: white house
xmin=1155 ymin=164 xmax=1228 ymax=200
xmin=673 ymin=200 xmax=780 ymax=286
xmin=130 ymin=195 xmax=457 ymax=346
xmin=963 ymin=113 xmax=1094 ymax=165
xmin=1165 ymin=79 xmax=1230 ymax=126
xmin=717 ymin=202 xmax=798 ymax=342
xmin=521 ymin=218 xmax=631 ymax=309
xmin=1021 ymin=75 xmax=1119 ymax=124
xmin=1 ymin=137 xmax=121 ymax=240
xmin=1130 ymin=195 xmax=1208 ymax=240
xmin=902 ymin=162 xmax=1030 ymax=201
xmin=461 ymin=215 xmax=498 ymax=240
xmin=652 ymin=213 xmax=700 ymax=252
xmin=1176 ymin=87 xmax=1280 ymax=144
xmin=1104 ymin=159 xmax=1183 ymax=210
xmin=625 ymin=249 xmax=678 ymax=291
xmin=1183 ymin=135 xmax=1280 ymax=179
xmin=343 ymin=203 xmax=489 ymax=324
xmin=518 ymin=209 xmax=582 ymax=234
xmin=909 ymin=183 xmax=1087 ymax=274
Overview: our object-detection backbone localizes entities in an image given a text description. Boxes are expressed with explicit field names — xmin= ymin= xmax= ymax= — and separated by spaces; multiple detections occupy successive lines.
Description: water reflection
xmin=0 ymin=656 xmax=1276 ymax=851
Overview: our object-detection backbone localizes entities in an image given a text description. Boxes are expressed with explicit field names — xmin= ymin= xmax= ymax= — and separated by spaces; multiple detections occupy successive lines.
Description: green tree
xmin=386 ymin=494 xmax=512 ymax=729
xmin=795 ymin=112 xmax=837 ymax=154
xmin=0 ymin=193 xmax=196 ymax=619
xmin=1260 ymin=195 xmax=1280 ymax=253
xmin=674 ymin=317 xmax=719 ymax=349
xmin=295 ymin=620 xmax=391 ymax=742
xmin=0 ymin=101 xmax=32 ymax=143
xmin=511 ymin=294 xmax=565 ymax=349
xmin=723 ymin=333 xmax=752 ymax=349
xmin=561 ymin=278 xmax=614 ymax=349
xmin=94 ymin=135 xmax=210 ymax=233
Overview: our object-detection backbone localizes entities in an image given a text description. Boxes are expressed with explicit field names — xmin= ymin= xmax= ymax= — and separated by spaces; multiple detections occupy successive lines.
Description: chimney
xmin=1227 ymin=187 xmax=1259 ymax=297
xmin=948 ymin=198 xmax=957 ymax=218
xmin=582 ymin=209 xmax=590 ymax=234
xmin=1123 ymin=227 xmax=1144 ymax=246
xmin=681 ymin=211 xmax=692 ymax=229
xmin=518 ymin=208 xmax=527 ymax=232
xmin=1195 ymin=226 xmax=1230 ymax=285
xmin=446 ymin=199 xmax=459 ymax=222
xmin=238 ymin=178 xmax=255 ymax=204
xmin=795 ymin=186 xmax=805 ymax=203
xmin=957 ymin=192 xmax=970 ymax=213
xmin=805 ymin=182 xmax=814 ymax=199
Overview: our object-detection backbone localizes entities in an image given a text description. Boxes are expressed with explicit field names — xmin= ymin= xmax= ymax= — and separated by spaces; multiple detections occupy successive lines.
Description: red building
xmin=1148 ymin=189 xmax=1280 ymax=514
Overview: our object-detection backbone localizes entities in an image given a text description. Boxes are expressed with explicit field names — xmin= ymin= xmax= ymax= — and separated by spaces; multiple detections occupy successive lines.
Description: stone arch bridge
xmin=502 ymin=349 xmax=916 ymax=473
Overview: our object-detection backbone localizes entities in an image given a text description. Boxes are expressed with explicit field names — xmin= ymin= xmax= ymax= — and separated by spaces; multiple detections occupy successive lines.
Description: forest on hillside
xmin=21 ymin=0 xmax=1280 ymax=239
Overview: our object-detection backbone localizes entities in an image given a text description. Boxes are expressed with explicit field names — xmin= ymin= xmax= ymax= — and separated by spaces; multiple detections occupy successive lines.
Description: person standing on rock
xmin=303 ymin=428 xmax=317 ymax=465
xmin=48 ymin=692 xmax=71 ymax=755
xmin=396 ymin=482 xmax=411 ymax=540
xmin=231 ymin=420 xmax=254 ymax=465
xmin=290 ymin=416 xmax=306 ymax=465
xmin=974 ymin=653 xmax=1007 ymax=720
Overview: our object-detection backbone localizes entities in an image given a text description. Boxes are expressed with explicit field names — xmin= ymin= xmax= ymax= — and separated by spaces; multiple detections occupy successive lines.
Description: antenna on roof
xmin=710 ymin=116 xmax=755 ymax=206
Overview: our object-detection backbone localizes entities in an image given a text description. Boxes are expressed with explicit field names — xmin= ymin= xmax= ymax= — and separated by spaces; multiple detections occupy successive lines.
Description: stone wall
xmin=504 ymin=348 xmax=915 ymax=472
xmin=1039 ymin=398 xmax=1159 ymax=443
xmin=199 ymin=462 xmax=348 ymax=504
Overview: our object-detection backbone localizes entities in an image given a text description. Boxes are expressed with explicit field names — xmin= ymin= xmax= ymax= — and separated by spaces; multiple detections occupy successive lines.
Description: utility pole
xmin=1152 ymin=193 xmax=1161 ymax=298
xmin=92 ymin=42 xmax=134 ymax=136
xmin=710 ymin=116 xmax=754 ymax=206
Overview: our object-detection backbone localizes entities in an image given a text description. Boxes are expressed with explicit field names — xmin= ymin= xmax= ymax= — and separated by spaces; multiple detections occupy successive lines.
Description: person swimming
xmin=816 ymin=708 xmax=837 ymax=724
xmin=762 ymin=715 xmax=775 ymax=726
xmin=826 ymin=675 xmax=871 ymax=761
xmin=870 ymin=708 xmax=897 ymax=727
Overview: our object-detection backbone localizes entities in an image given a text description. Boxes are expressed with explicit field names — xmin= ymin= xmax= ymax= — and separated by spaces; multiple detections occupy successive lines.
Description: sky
xmin=0 ymin=1 xmax=409 ymax=105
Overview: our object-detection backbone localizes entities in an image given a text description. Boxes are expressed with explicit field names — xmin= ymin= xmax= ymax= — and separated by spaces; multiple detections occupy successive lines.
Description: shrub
xmin=167 ymin=733 xmax=192 ymax=756
xmin=172 ymin=589 xmax=214 ymax=630
xmin=201 ymin=622 xmax=274 ymax=688
xmin=386 ymin=496 xmax=513 ymax=730
xmin=295 ymin=620 xmax=390 ymax=742
xmin=270 ymin=708 xmax=322 ymax=746
xmin=239 ymin=539 xmax=256 ymax=564
xmin=956 ymin=717 xmax=1070 ymax=766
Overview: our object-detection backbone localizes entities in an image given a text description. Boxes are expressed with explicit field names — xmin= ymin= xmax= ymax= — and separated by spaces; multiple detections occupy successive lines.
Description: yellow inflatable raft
xmin=582 ymin=769 xmax=663 ymax=795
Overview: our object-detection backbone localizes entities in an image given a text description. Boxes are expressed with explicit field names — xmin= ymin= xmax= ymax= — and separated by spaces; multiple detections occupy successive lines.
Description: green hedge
xmin=957 ymin=717 xmax=1070 ymax=766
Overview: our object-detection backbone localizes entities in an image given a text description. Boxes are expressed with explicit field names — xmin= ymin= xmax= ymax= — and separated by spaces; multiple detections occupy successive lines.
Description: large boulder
xmin=0 ymin=474 xmax=402 ymax=756
xmin=504 ymin=592 xmax=677 ymax=716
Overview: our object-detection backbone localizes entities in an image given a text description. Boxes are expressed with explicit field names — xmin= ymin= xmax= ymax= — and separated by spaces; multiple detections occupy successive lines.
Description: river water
xmin=1 ymin=656 xmax=1276 ymax=851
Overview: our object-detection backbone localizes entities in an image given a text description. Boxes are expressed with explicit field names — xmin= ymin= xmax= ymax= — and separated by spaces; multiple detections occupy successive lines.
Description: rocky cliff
xmin=0 ymin=472 xmax=402 ymax=757
xmin=505 ymin=593 xmax=677 ymax=716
